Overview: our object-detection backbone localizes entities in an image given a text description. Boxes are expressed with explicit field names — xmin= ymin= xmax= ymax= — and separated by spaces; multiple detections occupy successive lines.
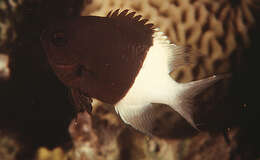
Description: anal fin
xmin=115 ymin=103 xmax=159 ymax=134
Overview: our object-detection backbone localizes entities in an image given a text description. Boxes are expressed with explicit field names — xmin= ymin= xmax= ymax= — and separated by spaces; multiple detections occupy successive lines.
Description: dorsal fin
xmin=152 ymin=30 xmax=198 ymax=73
xmin=107 ymin=9 xmax=154 ymax=31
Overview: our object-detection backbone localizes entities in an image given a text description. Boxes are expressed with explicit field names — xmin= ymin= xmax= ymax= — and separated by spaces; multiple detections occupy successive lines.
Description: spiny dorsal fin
xmin=107 ymin=9 xmax=154 ymax=31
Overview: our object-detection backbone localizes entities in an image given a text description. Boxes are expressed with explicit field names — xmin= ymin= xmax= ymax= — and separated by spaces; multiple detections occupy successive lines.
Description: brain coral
xmin=82 ymin=0 xmax=257 ymax=82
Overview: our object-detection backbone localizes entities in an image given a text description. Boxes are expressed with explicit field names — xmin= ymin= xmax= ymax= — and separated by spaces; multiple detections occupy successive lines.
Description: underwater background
xmin=0 ymin=0 xmax=260 ymax=159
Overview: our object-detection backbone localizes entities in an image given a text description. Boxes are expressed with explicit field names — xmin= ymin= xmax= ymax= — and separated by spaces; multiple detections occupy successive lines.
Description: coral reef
xmin=0 ymin=53 xmax=10 ymax=80
xmin=0 ymin=131 xmax=20 ymax=160
xmin=80 ymin=0 xmax=259 ymax=135
xmin=82 ymin=0 xmax=257 ymax=81
xmin=0 ymin=0 xmax=87 ymax=159
xmin=40 ymin=102 xmax=242 ymax=160
xmin=0 ymin=0 xmax=259 ymax=160
xmin=0 ymin=0 xmax=22 ymax=52
xmin=36 ymin=147 xmax=73 ymax=160
xmin=72 ymin=0 xmax=259 ymax=159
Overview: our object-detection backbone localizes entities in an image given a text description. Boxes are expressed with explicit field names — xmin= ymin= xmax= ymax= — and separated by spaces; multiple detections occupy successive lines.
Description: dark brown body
xmin=41 ymin=11 xmax=154 ymax=104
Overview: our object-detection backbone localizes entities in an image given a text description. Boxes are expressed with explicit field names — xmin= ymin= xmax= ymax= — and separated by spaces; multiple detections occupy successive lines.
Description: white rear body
xmin=114 ymin=30 xmax=230 ymax=133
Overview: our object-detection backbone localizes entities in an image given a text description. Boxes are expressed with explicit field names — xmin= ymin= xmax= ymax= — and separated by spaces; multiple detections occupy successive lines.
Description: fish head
xmin=41 ymin=11 xmax=154 ymax=106
xmin=41 ymin=17 xmax=102 ymax=88
xmin=40 ymin=17 xmax=105 ymax=113
xmin=41 ymin=16 xmax=126 ymax=106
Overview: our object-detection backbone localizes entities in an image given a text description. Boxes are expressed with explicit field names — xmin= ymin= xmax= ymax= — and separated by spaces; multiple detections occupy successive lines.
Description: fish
xmin=41 ymin=9 xmax=230 ymax=134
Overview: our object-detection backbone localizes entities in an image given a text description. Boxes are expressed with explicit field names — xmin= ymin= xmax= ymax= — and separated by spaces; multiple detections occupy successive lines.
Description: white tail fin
xmin=170 ymin=73 xmax=231 ymax=129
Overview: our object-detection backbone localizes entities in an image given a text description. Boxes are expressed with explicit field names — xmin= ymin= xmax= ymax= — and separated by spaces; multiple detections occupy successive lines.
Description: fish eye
xmin=51 ymin=31 xmax=68 ymax=47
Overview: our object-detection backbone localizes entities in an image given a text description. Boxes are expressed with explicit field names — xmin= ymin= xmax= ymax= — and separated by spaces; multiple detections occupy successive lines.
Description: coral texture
xmin=36 ymin=147 xmax=73 ymax=160
xmin=58 ymin=103 xmax=241 ymax=160
xmin=0 ymin=53 xmax=10 ymax=80
xmin=0 ymin=0 xmax=22 ymax=52
xmin=63 ymin=0 xmax=260 ymax=160
xmin=82 ymin=0 xmax=256 ymax=82
xmin=0 ymin=132 xmax=20 ymax=160
xmin=80 ymin=0 xmax=258 ymax=137
xmin=0 ymin=0 xmax=259 ymax=160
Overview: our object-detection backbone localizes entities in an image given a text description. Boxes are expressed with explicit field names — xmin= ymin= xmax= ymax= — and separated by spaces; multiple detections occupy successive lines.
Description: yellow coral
xmin=36 ymin=147 xmax=70 ymax=160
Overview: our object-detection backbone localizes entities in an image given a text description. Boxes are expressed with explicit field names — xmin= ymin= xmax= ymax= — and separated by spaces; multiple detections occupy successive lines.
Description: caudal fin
xmin=170 ymin=73 xmax=231 ymax=129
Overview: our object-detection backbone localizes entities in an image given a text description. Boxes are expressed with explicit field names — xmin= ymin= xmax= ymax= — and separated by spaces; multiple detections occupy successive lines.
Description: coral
xmin=174 ymin=128 xmax=240 ymax=160
xmin=68 ymin=103 xmax=124 ymax=160
xmin=69 ymin=111 xmax=99 ymax=160
xmin=0 ymin=131 xmax=20 ymax=160
xmin=78 ymin=0 xmax=258 ymax=134
xmin=0 ymin=0 xmax=259 ymax=160
xmin=36 ymin=147 xmax=74 ymax=160
xmin=67 ymin=1 xmax=260 ymax=160
xmin=0 ymin=0 xmax=23 ymax=52
xmin=0 ymin=53 xmax=10 ymax=80
xmin=67 ymin=103 xmax=180 ymax=160
xmin=63 ymin=102 xmax=242 ymax=160
xmin=82 ymin=0 xmax=258 ymax=82
xmin=80 ymin=1 xmax=259 ymax=131
xmin=0 ymin=0 xmax=88 ymax=159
